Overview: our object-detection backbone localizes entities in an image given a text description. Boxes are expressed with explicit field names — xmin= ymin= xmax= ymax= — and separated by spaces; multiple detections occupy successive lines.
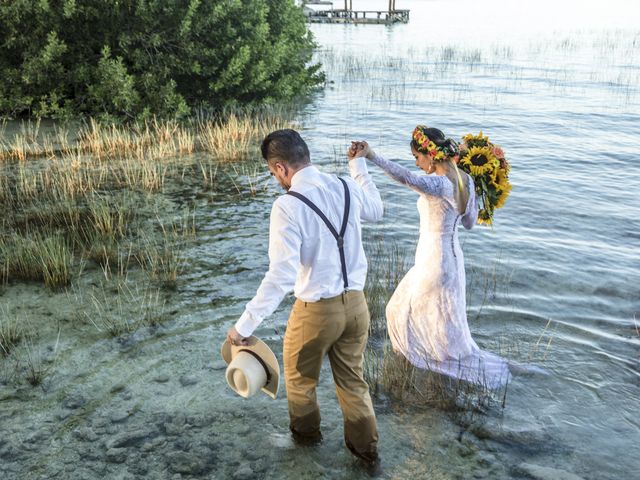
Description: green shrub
xmin=0 ymin=0 xmax=323 ymax=119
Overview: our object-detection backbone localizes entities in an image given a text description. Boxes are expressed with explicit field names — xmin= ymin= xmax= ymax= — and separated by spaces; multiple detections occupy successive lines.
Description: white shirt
xmin=234 ymin=158 xmax=383 ymax=337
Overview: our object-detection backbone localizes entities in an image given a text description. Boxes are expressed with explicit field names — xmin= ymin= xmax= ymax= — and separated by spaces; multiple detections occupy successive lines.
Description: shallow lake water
xmin=1 ymin=0 xmax=639 ymax=479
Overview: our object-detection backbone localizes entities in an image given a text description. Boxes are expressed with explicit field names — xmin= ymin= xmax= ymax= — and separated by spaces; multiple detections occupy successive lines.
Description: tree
xmin=0 ymin=0 xmax=323 ymax=119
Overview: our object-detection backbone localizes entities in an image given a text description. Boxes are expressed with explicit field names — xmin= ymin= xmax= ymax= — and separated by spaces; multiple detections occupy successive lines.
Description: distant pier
xmin=302 ymin=1 xmax=409 ymax=25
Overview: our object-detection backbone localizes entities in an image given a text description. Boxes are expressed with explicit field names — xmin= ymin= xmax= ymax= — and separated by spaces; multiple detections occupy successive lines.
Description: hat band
xmin=239 ymin=348 xmax=271 ymax=383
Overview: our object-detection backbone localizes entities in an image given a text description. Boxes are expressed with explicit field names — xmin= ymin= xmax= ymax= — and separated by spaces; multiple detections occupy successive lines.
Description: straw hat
xmin=221 ymin=336 xmax=280 ymax=400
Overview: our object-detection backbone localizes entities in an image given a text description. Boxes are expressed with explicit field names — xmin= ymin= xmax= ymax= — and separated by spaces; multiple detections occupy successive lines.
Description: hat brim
xmin=221 ymin=336 xmax=280 ymax=399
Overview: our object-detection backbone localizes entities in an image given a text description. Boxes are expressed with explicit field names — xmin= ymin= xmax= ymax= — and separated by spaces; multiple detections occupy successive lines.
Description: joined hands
xmin=347 ymin=141 xmax=375 ymax=161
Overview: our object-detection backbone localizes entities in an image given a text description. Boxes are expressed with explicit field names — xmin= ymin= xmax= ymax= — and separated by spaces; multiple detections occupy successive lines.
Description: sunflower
xmin=462 ymin=131 xmax=489 ymax=148
xmin=460 ymin=145 xmax=498 ymax=176
xmin=477 ymin=209 xmax=493 ymax=226
xmin=494 ymin=185 xmax=511 ymax=209
xmin=492 ymin=168 xmax=510 ymax=191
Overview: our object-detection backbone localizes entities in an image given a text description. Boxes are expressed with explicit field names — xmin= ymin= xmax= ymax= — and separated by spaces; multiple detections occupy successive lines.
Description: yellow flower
xmin=462 ymin=131 xmax=488 ymax=145
xmin=458 ymin=131 xmax=511 ymax=225
xmin=495 ymin=184 xmax=511 ymax=209
xmin=477 ymin=210 xmax=493 ymax=226
xmin=460 ymin=146 xmax=497 ymax=176
xmin=492 ymin=168 xmax=510 ymax=191
xmin=412 ymin=126 xmax=429 ymax=148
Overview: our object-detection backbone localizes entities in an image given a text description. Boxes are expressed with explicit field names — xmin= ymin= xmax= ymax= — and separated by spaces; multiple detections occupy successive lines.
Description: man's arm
xmin=229 ymin=199 xmax=301 ymax=341
xmin=348 ymin=156 xmax=384 ymax=222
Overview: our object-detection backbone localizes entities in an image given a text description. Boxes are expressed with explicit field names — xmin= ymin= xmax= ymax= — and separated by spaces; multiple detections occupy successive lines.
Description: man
xmin=226 ymin=129 xmax=383 ymax=474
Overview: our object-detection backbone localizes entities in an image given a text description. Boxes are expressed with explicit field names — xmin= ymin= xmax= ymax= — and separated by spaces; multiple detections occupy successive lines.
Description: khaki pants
xmin=283 ymin=290 xmax=378 ymax=463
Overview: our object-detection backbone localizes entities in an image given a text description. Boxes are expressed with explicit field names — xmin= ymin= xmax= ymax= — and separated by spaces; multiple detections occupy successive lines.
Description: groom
xmin=226 ymin=129 xmax=383 ymax=474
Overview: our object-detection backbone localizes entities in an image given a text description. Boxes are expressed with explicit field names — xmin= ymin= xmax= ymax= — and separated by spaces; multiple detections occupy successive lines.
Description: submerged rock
xmin=56 ymin=410 xmax=73 ymax=421
xmin=167 ymin=451 xmax=206 ymax=475
xmin=516 ymin=463 xmax=585 ymax=480
xmin=110 ymin=410 xmax=133 ymax=424
xmin=163 ymin=413 xmax=187 ymax=436
xmin=212 ymin=360 xmax=227 ymax=371
xmin=153 ymin=373 xmax=171 ymax=383
xmin=105 ymin=447 xmax=128 ymax=464
xmin=233 ymin=465 xmax=254 ymax=480
xmin=470 ymin=423 xmax=549 ymax=448
xmin=105 ymin=429 xmax=156 ymax=449
xmin=186 ymin=414 xmax=210 ymax=428
xmin=73 ymin=427 xmax=98 ymax=442
xmin=179 ymin=374 xmax=199 ymax=386
xmin=62 ymin=393 xmax=87 ymax=410
xmin=142 ymin=436 xmax=167 ymax=451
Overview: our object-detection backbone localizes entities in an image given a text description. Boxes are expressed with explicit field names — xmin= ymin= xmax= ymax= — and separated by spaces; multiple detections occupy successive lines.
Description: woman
xmin=352 ymin=126 xmax=512 ymax=389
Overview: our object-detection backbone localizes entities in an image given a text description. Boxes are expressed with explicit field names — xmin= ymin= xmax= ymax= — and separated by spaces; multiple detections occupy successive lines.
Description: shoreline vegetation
xmin=0 ymin=108 xmax=294 ymax=379
xmin=0 ymin=108 xmax=293 ymax=288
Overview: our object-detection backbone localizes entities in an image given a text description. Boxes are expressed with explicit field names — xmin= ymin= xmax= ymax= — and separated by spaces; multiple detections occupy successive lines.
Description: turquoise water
xmin=2 ymin=1 xmax=639 ymax=478
xmin=295 ymin=0 xmax=640 ymax=476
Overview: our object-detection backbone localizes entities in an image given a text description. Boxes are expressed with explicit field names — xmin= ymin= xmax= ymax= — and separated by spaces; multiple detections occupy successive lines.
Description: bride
xmin=352 ymin=126 xmax=513 ymax=389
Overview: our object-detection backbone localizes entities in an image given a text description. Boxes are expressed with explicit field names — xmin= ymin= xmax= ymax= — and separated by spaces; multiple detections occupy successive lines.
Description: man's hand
xmin=347 ymin=141 xmax=364 ymax=160
xmin=227 ymin=326 xmax=250 ymax=346
xmin=347 ymin=141 xmax=374 ymax=160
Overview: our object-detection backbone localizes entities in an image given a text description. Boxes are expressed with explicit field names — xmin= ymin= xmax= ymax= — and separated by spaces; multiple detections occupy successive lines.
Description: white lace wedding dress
xmin=370 ymin=154 xmax=512 ymax=389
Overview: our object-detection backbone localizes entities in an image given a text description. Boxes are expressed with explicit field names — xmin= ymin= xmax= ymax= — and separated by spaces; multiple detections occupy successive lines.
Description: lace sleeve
xmin=369 ymin=153 xmax=446 ymax=197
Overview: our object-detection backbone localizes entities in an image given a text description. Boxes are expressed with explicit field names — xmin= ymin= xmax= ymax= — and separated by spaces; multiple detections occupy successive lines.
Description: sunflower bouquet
xmin=457 ymin=132 xmax=511 ymax=225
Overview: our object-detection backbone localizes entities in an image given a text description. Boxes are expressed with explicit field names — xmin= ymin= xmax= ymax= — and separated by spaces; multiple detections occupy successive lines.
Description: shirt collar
xmin=290 ymin=164 xmax=319 ymax=188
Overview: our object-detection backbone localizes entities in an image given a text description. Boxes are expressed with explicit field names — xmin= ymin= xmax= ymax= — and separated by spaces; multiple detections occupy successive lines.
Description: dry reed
xmin=0 ymin=307 xmax=23 ymax=356
xmin=1 ymin=107 xmax=293 ymax=165
xmin=136 ymin=211 xmax=196 ymax=290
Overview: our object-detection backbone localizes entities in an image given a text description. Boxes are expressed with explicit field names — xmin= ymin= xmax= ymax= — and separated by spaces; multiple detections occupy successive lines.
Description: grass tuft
xmin=0 ymin=308 xmax=23 ymax=356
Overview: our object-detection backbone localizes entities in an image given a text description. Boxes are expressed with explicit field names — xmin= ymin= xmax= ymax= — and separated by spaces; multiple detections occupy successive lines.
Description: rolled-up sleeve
xmin=349 ymin=157 xmax=383 ymax=222
xmin=235 ymin=199 xmax=301 ymax=337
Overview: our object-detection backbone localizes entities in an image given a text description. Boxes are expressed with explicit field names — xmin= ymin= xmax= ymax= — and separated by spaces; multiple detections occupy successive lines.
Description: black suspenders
xmin=286 ymin=177 xmax=351 ymax=289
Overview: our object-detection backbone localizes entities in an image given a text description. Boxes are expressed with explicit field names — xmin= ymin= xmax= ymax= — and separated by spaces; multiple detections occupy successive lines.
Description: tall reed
xmin=364 ymin=237 xmax=409 ymax=336
xmin=1 ymin=106 xmax=293 ymax=165
xmin=0 ymin=307 xmax=23 ymax=357
xmin=0 ymin=233 xmax=73 ymax=289
xmin=136 ymin=211 xmax=196 ymax=290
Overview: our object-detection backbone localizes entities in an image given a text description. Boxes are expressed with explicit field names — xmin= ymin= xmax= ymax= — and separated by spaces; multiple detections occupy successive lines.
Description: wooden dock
xmin=302 ymin=1 xmax=409 ymax=25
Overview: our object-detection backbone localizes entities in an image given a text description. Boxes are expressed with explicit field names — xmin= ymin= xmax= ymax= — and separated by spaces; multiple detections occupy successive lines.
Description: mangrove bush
xmin=0 ymin=0 xmax=323 ymax=119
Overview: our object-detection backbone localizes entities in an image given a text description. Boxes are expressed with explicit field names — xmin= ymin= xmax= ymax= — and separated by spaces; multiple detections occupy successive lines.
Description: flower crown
xmin=411 ymin=125 xmax=447 ymax=161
